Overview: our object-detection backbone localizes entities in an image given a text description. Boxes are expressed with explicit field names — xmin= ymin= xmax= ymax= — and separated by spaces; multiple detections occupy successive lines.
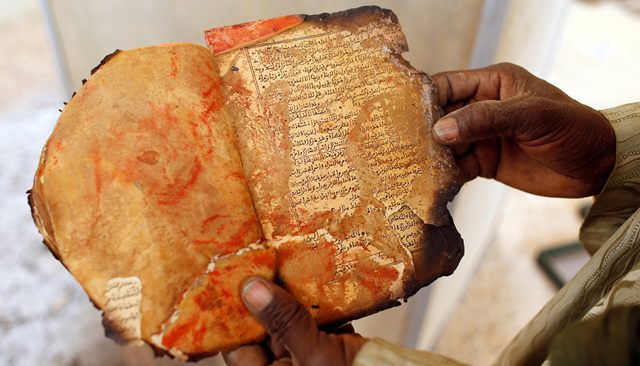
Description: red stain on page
xmin=223 ymin=77 xmax=251 ymax=97
xmin=162 ymin=249 xmax=275 ymax=353
xmin=192 ymin=216 xmax=257 ymax=252
xmin=196 ymin=81 xmax=225 ymax=159
xmin=136 ymin=103 xmax=179 ymax=161
xmin=224 ymin=216 xmax=258 ymax=248
xmin=358 ymin=264 xmax=399 ymax=293
xmin=251 ymin=250 xmax=275 ymax=268
xmin=200 ymin=85 xmax=224 ymax=123
xmin=295 ymin=210 xmax=333 ymax=235
xmin=157 ymin=157 xmax=203 ymax=206
xmin=91 ymin=151 xmax=103 ymax=196
xmin=227 ymin=172 xmax=245 ymax=180
xmin=55 ymin=141 xmax=64 ymax=152
xmin=115 ymin=102 xmax=209 ymax=207
xmin=162 ymin=315 xmax=199 ymax=349
xmin=85 ymin=149 xmax=105 ymax=238
xmin=201 ymin=214 xmax=229 ymax=231
xmin=205 ymin=15 xmax=305 ymax=55
xmin=169 ymin=49 xmax=179 ymax=77
xmin=191 ymin=323 xmax=207 ymax=351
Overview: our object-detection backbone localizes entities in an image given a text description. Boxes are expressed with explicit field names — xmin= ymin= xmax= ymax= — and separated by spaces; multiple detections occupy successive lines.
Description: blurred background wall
xmin=0 ymin=1 xmax=638 ymax=365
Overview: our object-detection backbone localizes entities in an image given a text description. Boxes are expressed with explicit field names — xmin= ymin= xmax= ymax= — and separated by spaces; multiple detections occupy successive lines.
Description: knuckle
xmin=496 ymin=62 xmax=522 ymax=74
xmin=261 ymin=299 xmax=307 ymax=341
xmin=476 ymin=101 xmax=498 ymax=125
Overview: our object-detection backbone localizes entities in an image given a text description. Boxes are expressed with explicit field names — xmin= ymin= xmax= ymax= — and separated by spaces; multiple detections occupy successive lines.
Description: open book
xmin=29 ymin=6 xmax=463 ymax=359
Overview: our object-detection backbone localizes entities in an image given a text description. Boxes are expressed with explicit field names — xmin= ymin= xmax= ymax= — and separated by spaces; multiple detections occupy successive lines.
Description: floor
xmin=0 ymin=1 xmax=638 ymax=366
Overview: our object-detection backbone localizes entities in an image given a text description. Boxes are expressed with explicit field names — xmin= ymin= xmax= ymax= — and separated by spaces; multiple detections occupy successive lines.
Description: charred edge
xmin=59 ymin=92 xmax=77 ymax=113
xmin=29 ymin=173 xmax=108 ymax=338
xmin=413 ymin=70 xmax=461 ymax=210
xmin=91 ymin=49 xmax=121 ymax=75
xmin=429 ymin=74 xmax=462 ymax=205
xmin=58 ymin=50 xmax=120 ymax=112
xmin=419 ymin=220 xmax=465 ymax=283
xmin=150 ymin=345 xmax=172 ymax=359
xmin=26 ymin=189 xmax=38 ymax=230
xmin=181 ymin=348 xmax=222 ymax=362
xmin=318 ymin=298 xmax=403 ymax=332
xmin=165 ymin=330 xmax=268 ymax=362
xmin=27 ymin=186 xmax=70 ymax=273
xmin=102 ymin=313 xmax=130 ymax=345
xmin=303 ymin=5 xmax=398 ymax=30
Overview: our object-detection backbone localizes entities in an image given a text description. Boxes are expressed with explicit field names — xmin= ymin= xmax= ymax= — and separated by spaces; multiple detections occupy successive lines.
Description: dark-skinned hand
xmin=432 ymin=62 xmax=616 ymax=198
xmin=223 ymin=277 xmax=367 ymax=366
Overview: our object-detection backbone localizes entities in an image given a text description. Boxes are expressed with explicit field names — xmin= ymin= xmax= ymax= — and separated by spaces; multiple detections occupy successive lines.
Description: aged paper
xmin=103 ymin=277 xmax=142 ymax=341
xmin=215 ymin=7 xmax=459 ymax=321
xmin=30 ymin=7 xmax=462 ymax=358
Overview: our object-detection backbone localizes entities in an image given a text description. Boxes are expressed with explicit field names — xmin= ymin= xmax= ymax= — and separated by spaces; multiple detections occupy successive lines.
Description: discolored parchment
xmin=29 ymin=44 xmax=274 ymax=358
xmin=211 ymin=5 xmax=463 ymax=325
xmin=30 ymin=5 xmax=463 ymax=361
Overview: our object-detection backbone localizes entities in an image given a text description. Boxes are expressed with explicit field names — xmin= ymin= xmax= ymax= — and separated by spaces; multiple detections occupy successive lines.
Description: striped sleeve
xmin=493 ymin=103 xmax=640 ymax=366
xmin=353 ymin=338 xmax=469 ymax=366
xmin=581 ymin=102 xmax=640 ymax=254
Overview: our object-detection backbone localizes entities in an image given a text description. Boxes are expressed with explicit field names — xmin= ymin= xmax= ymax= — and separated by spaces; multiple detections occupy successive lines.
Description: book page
xmin=29 ymin=43 xmax=275 ymax=357
xmin=212 ymin=7 xmax=460 ymax=323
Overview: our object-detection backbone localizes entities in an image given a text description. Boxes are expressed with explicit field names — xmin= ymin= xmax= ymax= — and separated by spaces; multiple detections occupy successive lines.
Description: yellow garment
xmin=354 ymin=338 xmax=469 ymax=366
xmin=352 ymin=102 xmax=640 ymax=366
xmin=549 ymin=305 xmax=640 ymax=366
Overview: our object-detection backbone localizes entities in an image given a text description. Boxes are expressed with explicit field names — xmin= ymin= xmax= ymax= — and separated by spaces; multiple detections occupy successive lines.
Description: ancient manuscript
xmin=29 ymin=6 xmax=463 ymax=360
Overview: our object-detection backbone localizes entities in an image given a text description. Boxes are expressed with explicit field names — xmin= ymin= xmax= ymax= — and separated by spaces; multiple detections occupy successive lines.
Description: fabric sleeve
xmin=581 ymin=102 xmax=640 ymax=254
xmin=352 ymin=338 xmax=469 ymax=366
xmin=493 ymin=103 xmax=640 ymax=365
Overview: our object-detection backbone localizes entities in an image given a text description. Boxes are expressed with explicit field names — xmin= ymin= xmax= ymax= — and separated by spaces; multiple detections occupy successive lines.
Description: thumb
xmin=241 ymin=277 xmax=319 ymax=362
xmin=432 ymin=97 xmax=526 ymax=145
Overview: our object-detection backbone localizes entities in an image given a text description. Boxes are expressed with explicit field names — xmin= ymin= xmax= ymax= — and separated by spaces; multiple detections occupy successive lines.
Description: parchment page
xmin=29 ymin=44 xmax=274 ymax=357
xmin=213 ymin=7 xmax=460 ymax=322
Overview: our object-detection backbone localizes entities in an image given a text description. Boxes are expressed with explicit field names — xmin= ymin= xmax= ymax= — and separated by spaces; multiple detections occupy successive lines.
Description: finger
xmin=270 ymin=359 xmax=293 ymax=366
xmin=268 ymin=336 xmax=288 ymax=359
xmin=224 ymin=344 xmax=269 ymax=366
xmin=450 ymin=143 xmax=471 ymax=158
xmin=443 ymin=100 xmax=466 ymax=114
xmin=432 ymin=96 xmax=528 ymax=145
xmin=455 ymin=153 xmax=480 ymax=185
xmin=433 ymin=66 xmax=499 ymax=107
xmin=433 ymin=62 xmax=529 ymax=108
xmin=241 ymin=277 xmax=319 ymax=364
xmin=433 ymin=70 xmax=483 ymax=107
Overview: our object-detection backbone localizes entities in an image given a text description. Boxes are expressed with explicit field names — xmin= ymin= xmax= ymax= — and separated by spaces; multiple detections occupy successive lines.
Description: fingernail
xmin=242 ymin=278 xmax=272 ymax=311
xmin=433 ymin=118 xmax=459 ymax=143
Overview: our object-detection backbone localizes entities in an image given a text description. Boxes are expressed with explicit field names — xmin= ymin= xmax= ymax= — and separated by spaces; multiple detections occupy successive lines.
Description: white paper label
xmin=104 ymin=276 xmax=142 ymax=340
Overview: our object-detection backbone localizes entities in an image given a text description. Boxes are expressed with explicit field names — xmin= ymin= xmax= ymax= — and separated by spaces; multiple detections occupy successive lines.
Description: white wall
xmin=45 ymin=0 xmax=485 ymax=97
